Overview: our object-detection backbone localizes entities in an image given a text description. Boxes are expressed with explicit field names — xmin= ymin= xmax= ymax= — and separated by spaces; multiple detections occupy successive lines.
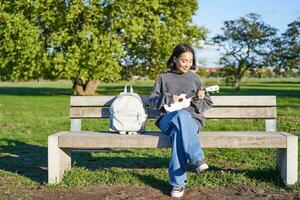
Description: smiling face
xmin=173 ymin=52 xmax=194 ymax=73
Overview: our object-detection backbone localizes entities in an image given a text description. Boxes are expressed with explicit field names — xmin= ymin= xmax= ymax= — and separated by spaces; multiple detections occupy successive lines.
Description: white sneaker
xmin=195 ymin=159 xmax=209 ymax=174
xmin=170 ymin=186 xmax=185 ymax=198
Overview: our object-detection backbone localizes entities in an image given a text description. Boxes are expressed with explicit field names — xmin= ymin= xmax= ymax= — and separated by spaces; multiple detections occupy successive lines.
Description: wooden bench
xmin=48 ymin=95 xmax=298 ymax=186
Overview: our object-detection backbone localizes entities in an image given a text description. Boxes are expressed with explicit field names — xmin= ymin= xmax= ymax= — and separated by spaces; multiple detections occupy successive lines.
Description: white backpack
xmin=109 ymin=85 xmax=148 ymax=134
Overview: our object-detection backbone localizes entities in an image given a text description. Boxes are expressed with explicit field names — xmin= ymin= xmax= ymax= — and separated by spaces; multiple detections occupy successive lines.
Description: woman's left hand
xmin=197 ymin=87 xmax=205 ymax=99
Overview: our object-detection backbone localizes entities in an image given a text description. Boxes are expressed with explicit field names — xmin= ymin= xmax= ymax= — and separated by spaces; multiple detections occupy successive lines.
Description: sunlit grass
xmin=0 ymin=78 xmax=299 ymax=193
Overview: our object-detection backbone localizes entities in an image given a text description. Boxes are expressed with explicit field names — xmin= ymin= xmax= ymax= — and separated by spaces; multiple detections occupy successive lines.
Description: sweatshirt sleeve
xmin=149 ymin=75 xmax=174 ymax=111
xmin=190 ymin=78 xmax=213 ymax=113
xmin=190 ymin=91 xmax=213 ymax=113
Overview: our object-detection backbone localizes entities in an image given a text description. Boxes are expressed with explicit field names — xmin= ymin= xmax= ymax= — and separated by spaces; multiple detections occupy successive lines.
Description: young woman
xmin=149 ymin=43 xmax=213 ymax=198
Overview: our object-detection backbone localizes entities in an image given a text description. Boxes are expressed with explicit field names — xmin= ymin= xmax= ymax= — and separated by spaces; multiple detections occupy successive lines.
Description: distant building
xmin=204 ymin=67 xmax=218 ymax=73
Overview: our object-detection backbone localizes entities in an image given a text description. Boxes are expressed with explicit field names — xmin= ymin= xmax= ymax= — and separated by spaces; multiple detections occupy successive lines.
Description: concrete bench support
xmin=71 ymin=119 xmax=81 ymax=131
xmin=266 ymin=119 xmax=276 ymax=132
xmin=276 ymin=132 xmax=298 ymax=185
xmin=48 ymin=132 xmax=72 ymax=184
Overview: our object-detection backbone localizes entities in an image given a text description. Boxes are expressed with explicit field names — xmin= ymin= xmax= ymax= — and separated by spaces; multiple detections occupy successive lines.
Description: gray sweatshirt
xmin=149 ymin=71 xmax=213 ymax=128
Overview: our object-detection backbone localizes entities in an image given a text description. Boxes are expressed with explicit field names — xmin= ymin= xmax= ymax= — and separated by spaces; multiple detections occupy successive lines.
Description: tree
xmin=271 ymin=18 xmax=300 ymax=76
xmin=213 ymin=13 xmax=277 ymax=91
xmin=0 ymin=0 xmax=206 ymax=95
xmin=196 ymin=67 xmax=208 ymax=77
xmin=38 ymin=1 xmax=123 ymax=95
xmin=48 ymin=0 xmax=206 ymax=94
xmin=0 ymin=7 xmax=46 ymax=81
xmin=113 ymin=0 xmax=207 ymax=79
xmin=284 ymin=18 xmax=300 ymax=71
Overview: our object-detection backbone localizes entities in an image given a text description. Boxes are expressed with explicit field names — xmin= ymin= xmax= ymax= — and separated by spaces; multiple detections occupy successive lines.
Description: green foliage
xmin=196 ymin=67 xmax=208 ymax=77
xmin=0 ymin=7 xmax=46 ymax=81
xmin=0 ymin=0 xmax=207 ymax=93
xmin=113 ymin=0 xmax=207 ymax=79
xmin=271 ymin=18 xmax=300 ymax=77
xmin=283 ymin=18 xmax=300 ymax=70
xmin=213 ymin=13 xmax=277 ymax=90
xmin=44 ymin=1 xmax=123 ymax=82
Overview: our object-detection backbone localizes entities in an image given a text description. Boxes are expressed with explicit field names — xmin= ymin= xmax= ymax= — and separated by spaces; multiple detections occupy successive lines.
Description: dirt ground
xmin=27 ymin=185 xmax=298 ymax=200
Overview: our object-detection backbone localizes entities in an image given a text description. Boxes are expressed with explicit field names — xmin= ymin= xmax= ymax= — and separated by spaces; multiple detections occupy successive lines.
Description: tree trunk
xmin=72 ymin=78 xmax=100 ymax=96
xmin=234 ymin=77 xmax=241 ymax=91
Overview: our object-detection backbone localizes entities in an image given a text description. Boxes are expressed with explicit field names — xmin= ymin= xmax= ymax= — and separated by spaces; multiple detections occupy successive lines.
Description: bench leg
xmin=71 ymin=119 xmax=81 ymax=131
xmin=48 ymin=132 xmax=71 ymax=184
xmin=265 ymin=119 xmax=276 ymax=132
xmin=276 ymin=133 xmax=298 ymax=186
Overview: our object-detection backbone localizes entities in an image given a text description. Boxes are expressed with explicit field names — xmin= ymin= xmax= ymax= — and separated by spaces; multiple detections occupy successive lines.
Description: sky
xmin=193 ymin=0 xmax=300 ymax=67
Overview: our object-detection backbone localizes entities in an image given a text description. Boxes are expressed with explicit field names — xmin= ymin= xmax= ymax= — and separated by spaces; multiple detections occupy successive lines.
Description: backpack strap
xmin=124 ymin=84 xmax=134 ymax=93
xmin=130 ymin=85 xmax=133 ymax=93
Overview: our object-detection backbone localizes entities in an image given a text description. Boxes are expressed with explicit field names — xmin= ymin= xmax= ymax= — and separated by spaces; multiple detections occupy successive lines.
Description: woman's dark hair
xmin=167 ymin=43 xmax=196 ymax=70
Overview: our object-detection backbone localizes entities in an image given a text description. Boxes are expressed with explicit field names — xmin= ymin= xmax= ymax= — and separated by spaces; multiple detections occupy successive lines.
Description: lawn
xmin=0 ymin=78 xmax=300 ymax=198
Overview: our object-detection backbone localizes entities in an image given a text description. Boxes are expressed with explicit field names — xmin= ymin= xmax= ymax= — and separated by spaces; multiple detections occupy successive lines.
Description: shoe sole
xmin=171 ymin=191 xmax=184 ymax=198
xmin=196 ymin=164 xmax=209 ymax=173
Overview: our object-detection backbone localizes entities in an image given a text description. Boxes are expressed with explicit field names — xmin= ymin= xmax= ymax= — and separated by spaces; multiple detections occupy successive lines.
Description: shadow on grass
xmin=219 ymin=87 xmax=300 ymax=98
xmin=73 ymin=151 xmax=170 ymax=193
xmin=0 ymin=87 xmax=73 ymax=96
xmin=241 ymin=84 xmax=300 ymax=88
xmin=97 ymin=84 xmax=300 ymax=98
xmin=73 ymin=150 xmax=284 ymax=188
xmin=204 ymin=165 xmax=284 ymax=187
xmin=73 ymin=150 xmax=169 ymax=169
xmin=0 ymin=139 xmax=48 ymax=183
xmin=0 ymin=85 xmax=151 ymax=96
xmin=248 ymin=81 xmax=300 ymax=84
xmin=130 ymin=172 xmax=170 ymax=195
xmin=1 ymin=84 xmax=299 ymax=98
xmin=97 ymin=85 xmax=153 ymax=96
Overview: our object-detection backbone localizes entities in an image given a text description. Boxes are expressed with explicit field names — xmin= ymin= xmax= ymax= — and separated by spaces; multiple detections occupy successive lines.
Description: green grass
xmin=0 ymin=78 xmax=300 ymax=194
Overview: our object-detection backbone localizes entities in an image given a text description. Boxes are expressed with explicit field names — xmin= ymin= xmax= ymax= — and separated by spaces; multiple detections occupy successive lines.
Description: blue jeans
xmin=158 ymin=110 xmax=205 ymax=187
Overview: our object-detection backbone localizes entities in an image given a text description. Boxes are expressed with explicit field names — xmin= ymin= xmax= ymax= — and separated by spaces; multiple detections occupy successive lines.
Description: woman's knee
xmin=174 ymin=110 xmax=199 ymax=133
xmin=175 ymin=110 xmax=191 ymax=119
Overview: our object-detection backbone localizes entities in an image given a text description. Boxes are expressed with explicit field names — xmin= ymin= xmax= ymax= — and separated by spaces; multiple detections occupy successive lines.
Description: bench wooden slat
xmin=57 ymin=131 xmax=287 ymax=148
xmin=70 ymin=107 xmax=277 ymax=119
xmin=210 ymin=96 xmax=276 ymax=106
xmin=70 ymin=96 xmax=276 ymax=107
xmin=70 ymin=107 xmax=161 ymax=118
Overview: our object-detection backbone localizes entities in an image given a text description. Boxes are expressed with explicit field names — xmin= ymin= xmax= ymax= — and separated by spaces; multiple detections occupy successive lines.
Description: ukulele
xmin=163 ymin=85 xmax=219 ymax=112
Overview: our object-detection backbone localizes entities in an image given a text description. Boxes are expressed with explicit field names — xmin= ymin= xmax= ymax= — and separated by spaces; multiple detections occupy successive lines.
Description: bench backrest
xmin=69 ymin=96 xmax=277 ymax=132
